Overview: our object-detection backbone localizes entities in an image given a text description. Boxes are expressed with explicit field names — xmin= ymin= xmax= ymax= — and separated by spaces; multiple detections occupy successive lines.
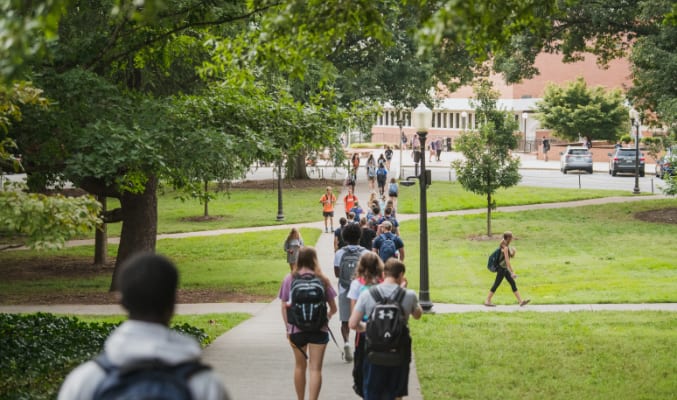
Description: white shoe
xmin=343 ymin=343 xmax=353 ymax=362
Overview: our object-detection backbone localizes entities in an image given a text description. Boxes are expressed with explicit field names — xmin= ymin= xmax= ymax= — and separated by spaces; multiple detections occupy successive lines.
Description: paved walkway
xmin=2 ymin=150 xmax=674 ymax=400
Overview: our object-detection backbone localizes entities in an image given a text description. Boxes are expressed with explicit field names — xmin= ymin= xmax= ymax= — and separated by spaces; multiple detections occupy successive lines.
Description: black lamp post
xmin=630 ymin=109 xmax=641 ymax=195
xmin=397 ymin=118 xmax=405 ymax=179
xmin=522 ymin=112 xmax=528 ymax=153
xmin=412 ymin=103 xmax=433 ymax=312
xmin=276 ymin=157 xmax=285 ymax=221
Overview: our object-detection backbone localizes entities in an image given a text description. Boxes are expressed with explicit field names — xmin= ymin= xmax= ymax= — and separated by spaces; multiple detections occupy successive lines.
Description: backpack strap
xmin=369 ymin=286 xmax=385 ymax=304
xmin=94 ymin=352 xmax=210 ymax=379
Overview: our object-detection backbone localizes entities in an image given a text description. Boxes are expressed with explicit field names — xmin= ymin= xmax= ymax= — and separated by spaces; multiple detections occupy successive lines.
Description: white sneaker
xmin=343 ymin=343 xmax=353 ymax=362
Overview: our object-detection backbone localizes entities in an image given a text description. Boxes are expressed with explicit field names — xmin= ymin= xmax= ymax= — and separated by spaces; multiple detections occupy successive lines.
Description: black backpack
xmin=93 ymin=352 xmax=209 ymax=400
xmin=365 ymin=286 xmax=407 ymax=366
xmin=287 ymin=273 xmax=328 ymax=332
xmin=487 ymin=247 xmax=503 ymax=272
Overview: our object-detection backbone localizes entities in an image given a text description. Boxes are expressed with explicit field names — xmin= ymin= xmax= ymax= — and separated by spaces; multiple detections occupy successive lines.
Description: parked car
xmin=655 ymin=154 xmax=676 ymax=179
xmin=560 ymin=146 xmax=593 ymax=174
xmin=608 ymin=148 xmax=645 ymax=177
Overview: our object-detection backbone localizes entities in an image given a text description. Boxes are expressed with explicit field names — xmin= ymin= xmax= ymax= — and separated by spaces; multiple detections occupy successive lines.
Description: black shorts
xmin=323 ymin=211 xmax=334 ymax=217
xmin=290 ymin=331 xmax=329 ymax=347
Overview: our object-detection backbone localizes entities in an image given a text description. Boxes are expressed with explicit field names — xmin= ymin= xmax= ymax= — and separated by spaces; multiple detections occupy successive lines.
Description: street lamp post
xmin=397 ymin=119 xmax=405 ymax=179
xmin=630 ymin=109 xmax=641 ymax=195
xmin=276 ymin=158 xmax=285 ymax=220
xmin=411 ymin=103 xmax=433 ymax=312
xmin=522 ymin=112 xmax=528 ymax=152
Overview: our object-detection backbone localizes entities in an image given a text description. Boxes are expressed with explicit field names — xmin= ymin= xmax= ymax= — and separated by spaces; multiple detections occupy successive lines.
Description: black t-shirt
xmin=360 ymin=228 xmax=377 ymax=250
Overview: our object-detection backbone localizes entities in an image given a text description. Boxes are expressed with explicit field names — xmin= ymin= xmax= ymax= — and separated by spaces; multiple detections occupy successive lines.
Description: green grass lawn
xmin=399 ymin=198 xmax=677 ymax=304
xmin=91 ymin=182 xmax=636 ymax=237
xmin=1 ymin=200 xmax=674 ymax=304
xmin=412 ymin=311 xmax=676 ymax=400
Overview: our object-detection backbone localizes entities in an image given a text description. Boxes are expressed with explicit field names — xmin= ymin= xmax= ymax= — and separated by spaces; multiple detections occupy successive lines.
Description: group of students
xmin=280 ymin=221 xmax=422 ymax=400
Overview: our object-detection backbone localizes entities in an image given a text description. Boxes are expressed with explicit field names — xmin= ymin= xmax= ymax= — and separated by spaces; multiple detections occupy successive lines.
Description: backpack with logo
xmin=487 ymin=247 xmax=503 ymax=272
xmin=365 ymin=286 xmax=408 ymax=366
xmin=338 ymin=246 xmax=362 ymax=289
xmin=287 ymin=273 xmax=328 ymax=332
xmin=377 ymin=233 xmax=397 ymax=262
xmin=93 ymin=352 xmax=209 ymax=400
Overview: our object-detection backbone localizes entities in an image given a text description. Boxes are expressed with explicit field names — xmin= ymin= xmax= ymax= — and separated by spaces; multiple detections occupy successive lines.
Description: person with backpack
xmin=384 ymin=146 xmax=393 ymax=170
xmin=346 ymin=252 xmax=384 ymax=397
xmin=376 ymin=164 xmax=388 ymax=197
xmin=373 ymin=221 xmax=404 ymax=262
xmin=279 ymin=246 xmax=337 ymax=400
xmin=387 ymin=178 xmax=398 ymax=208
xmin=58 ymin=253 xmax=230 ymax=400
xmin=344 ymin=188 xmax=358 ymax=219
xmin=366 ymin=154 xmax=376 ymax=191
xmin=348 ymin=258 xmax=422 ymax=400
xmin=358 ymin=216 xmax=377 ymax=250
xmin=284 ymin=228 xmax=304 ymax=272
xmin=484 ymin=231 xmax=530 ymax=307
xmin=350 ymin=201 xmax=364 ymax=223
xmin=333 ymin=223 xmax=370 ymax=363
xmin=377 ymin=207 xmax=400 ymax=236
xmin=319 ymin=186 xmax=336 ymax=233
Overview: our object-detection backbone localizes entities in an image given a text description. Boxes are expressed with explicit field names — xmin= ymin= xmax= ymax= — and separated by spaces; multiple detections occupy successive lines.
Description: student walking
xmin=58 ymin=253 xmax=231 ymax=400
xmin=366 ymin=154 xmax=376 ymax=191
xmin=284 ymin=228 xmax=304 ymax=271
xmin=346 ymin=252 xmax=384 ymax=397
xmin=319 ymin=186 xmax=336 ymax=233
xmin=387 ymin=177 xmax=399 ymax=210
xmin=376 ymin=164 xmax=388 ymax=197
xmin=484 ymin=231 xmax=530 ymax=307
xmin=373 ymin=221 xmax=404 ymax=261
xmin=344 ymin=188 xmax=358 ymax=219
xmin=279 ymin=247 xmax=338 ymax=400
xmin=334 ymin=223 xmax=370 ymax=363
xmin=349 ymin=258 xmax=423 ymax=400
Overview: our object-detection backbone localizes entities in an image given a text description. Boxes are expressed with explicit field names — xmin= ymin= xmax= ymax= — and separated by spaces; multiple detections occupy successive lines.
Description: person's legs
xmin=485 ymin=270 xmax=506 ymax=305
xmin=290 ymin=342 xmax=308 ymax=400
xmin=307 ymin=343 xmax=328 ymax=400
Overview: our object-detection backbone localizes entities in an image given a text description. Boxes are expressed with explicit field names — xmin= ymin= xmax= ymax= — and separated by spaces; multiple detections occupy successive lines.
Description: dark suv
xmin=608 ymin=148 xmax=645 ymax=177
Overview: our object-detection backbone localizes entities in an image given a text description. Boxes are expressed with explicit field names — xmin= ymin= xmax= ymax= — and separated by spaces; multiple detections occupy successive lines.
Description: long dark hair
xmin=294 ymin=246 xmax=331 ymax=289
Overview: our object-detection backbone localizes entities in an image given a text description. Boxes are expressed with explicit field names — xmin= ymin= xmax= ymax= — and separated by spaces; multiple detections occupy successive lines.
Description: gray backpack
xmin=338 ymin=246 xmax=362 ymax=289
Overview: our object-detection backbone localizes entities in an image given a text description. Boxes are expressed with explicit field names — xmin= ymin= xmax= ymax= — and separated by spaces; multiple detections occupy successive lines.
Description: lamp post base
xmin=276 ymin=214 xmax=285 ymax=221
xmin=632 ymin=187 xmax=641 ymax=195
xmin=420 ymin=299 xmax=434 ymax=313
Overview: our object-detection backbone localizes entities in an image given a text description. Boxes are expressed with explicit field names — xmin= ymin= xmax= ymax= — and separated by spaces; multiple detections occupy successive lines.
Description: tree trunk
xmin=94 ymin=195 xmax=107 ymax=266
xmin=292 ymin=152 xmax=310 ymax=179
xmin=109 ymin=176 xmax=158 ymax=291
xmin=204 ymin=179 xmax=209 ymax=217
xmin=486 ymin=192 xmax=492 ymax=237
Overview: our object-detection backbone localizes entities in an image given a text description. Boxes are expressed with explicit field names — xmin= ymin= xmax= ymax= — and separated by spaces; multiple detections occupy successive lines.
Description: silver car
xmin=560 ymin=146 xmax=593 ymax=174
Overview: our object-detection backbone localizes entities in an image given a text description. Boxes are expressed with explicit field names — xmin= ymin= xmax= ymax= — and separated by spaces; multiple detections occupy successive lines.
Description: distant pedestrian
xmin=435 ymin=138 xmax=442 ymax=161
xmin=58 ymin=253 xmax=231 ymax=400
xmin=334 ymin=217 xmax=348 ymax=252
xmin=351 ymin=153 xmax=360 ymax=172
xmin=428 ymin=139 xmax=436 ymax=162
xmin=284 ymin=228 xmax=304 ymax=271
xmin=387 ymin=178 xmax=398 ymax=209
xmin=334 ymin=223 xmax=370 ymax=363
xmin=359 ymin=217 xmax=377 ymax=250
xmin=349 ymin=258 xmax=422 ymax=400
xmin=373 ymin=221 xmax=404 ymax=262
xmin=350 ymin=201 xmax=364 ymax=223
xmin=345 ymin=171 xmax=356 ymax=193
xmin=484 ymin=231 xmax=530 ymax=307
xmin=542 ymin=136 xmax=551 ymax=161
xmin=366 ymin=154 xmax=377 ymax=191
xmin=377 ymin=154 xmax=386 ymax=169
xmin=279 ymin=247 xmax=337 ymax=400
xmin=378 ymin=207 xmax=400 ymax=236
xmin=376 ymin=164 xmax=388 ymax=197
xmin=384 ymin=146 xmax=393 ymax=170
xmin=344 ymin=188 xmax=358 ymax=219
xmin=319 ymin=186 xmax=336 ymax=233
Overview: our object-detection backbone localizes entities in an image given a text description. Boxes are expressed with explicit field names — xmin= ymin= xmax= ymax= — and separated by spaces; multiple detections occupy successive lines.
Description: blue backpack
xmin=378 ymin=233 xmax=398 ymax=261
xmin=93 ymin=352 xmax=208 ymax=400
xmin=487 ymin=247 xmax=503 ymax=272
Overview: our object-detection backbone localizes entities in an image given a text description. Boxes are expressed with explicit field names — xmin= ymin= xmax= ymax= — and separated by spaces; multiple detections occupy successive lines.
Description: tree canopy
xmin=452 ymin=81 xmax=521 ymax=236
xmin=535 ymin=78 xmax=628 ymax=143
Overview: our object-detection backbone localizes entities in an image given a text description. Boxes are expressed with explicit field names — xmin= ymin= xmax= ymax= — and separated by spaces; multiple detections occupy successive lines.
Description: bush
xmin=0 ymin=313 xmax=207 ymax=400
